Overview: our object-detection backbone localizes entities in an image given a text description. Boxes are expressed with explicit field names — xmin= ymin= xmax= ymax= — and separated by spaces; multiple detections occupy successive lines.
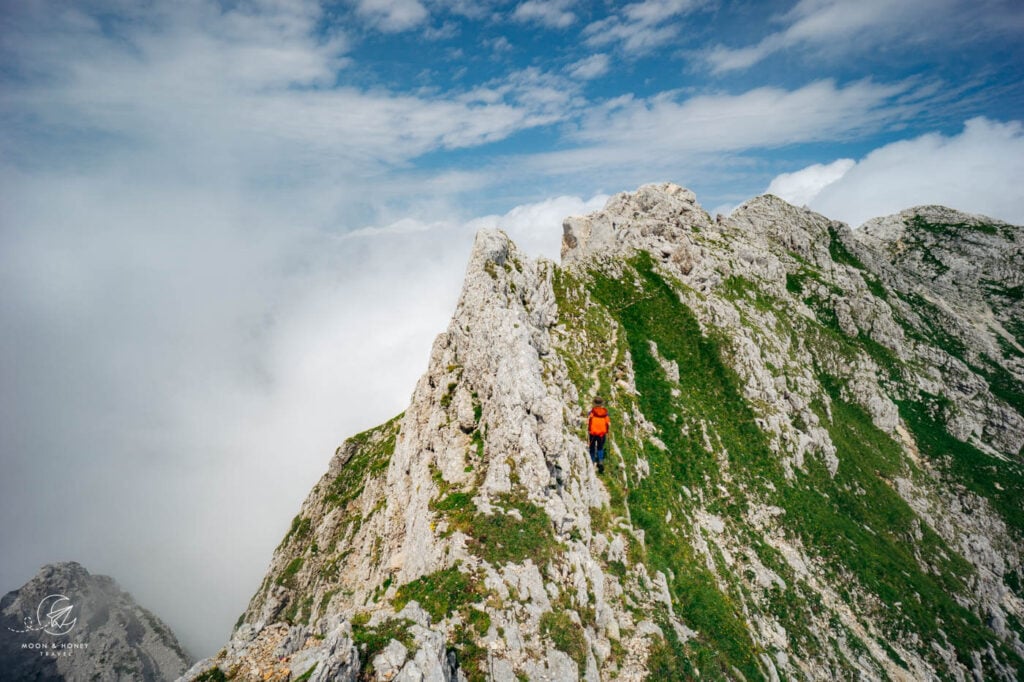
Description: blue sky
xmin=4 ymin=0 xmax=1023 ymax=221
xmin=1 ymin=0 xmax=1023 ymax=658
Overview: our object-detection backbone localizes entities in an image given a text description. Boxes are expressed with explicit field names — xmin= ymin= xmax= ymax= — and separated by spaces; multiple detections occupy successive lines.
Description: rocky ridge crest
xmin=186 ymin=183 xmax=1024 ymax=681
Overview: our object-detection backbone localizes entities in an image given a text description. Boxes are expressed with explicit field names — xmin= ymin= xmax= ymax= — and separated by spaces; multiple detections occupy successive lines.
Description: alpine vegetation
xmin=184 ymin=183 xmax=1023 ymax=681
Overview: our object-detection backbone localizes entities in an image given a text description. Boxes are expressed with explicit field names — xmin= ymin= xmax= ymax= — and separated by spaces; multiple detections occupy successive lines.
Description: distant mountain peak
xmin=1 ymin=562 xmax=192 ymax=681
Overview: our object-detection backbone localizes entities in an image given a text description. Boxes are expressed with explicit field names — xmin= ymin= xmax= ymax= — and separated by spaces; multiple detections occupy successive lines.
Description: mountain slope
xmin=186 ymin=183 xmax=1023 ymax=681
xmin=1 ymin=561 xmax=192 ymax=681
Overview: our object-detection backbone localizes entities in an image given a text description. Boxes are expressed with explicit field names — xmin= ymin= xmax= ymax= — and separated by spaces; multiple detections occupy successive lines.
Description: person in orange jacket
xmin=588 ymin=396 xmax=610 ymax=474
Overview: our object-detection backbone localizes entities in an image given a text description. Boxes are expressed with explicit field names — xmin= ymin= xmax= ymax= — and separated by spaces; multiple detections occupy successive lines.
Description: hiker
xmin=588 ymin=397 xmax=610 ymax=473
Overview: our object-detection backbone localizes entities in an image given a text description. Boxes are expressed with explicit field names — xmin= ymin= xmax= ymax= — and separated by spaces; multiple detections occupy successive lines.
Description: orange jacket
xmin=588 ymin=407 xmax=610 ymax=436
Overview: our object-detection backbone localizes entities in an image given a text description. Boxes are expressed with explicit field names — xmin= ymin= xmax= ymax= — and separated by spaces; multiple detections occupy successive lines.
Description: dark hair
xmin=593 ymin=396 xmax=604 ymax=405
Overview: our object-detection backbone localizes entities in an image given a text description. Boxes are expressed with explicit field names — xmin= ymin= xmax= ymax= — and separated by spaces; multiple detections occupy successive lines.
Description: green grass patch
xmin=294 ymin=663 xmax=318 ymax=682
xmin=472 ymin=392 xmax=482 ymax=423
xmin=551 ymin=267 xmax=619 ymax=407
xmin=440 ymin=381 xmax=458 ymax=408
xmin=433 ymin=490 xmax=559 ymax=567
xmin=471 ymin=429 xmax=485 ymax=460
xmin=981 ymin=279 xmax=1024 ymax=303
xmin=828 ymin=225 xmax=866 ymax=270
xmin=452 ymin=624 xmax=488 ymax=681
xmin=899 ymin=396 xmax=1024 ymax=537
xmin=282 ymin=594 xmax=313 ymax=626
xmin=391 ymin=565 xmax=481 ymax=622
xmin=351 ymin=617 xmax=415 ymax=679
xmin=431 ymin=491 xmax=474 ymax=515
xmin=324 ymin=414 xmax=402 ymax=508
xmin=540 ymin=611 xmax=587 ymax=673
xmin=468 ymin=496 xmax=559 ymax=566
xmin=276 ymin=557 xmax=303 ymax=587
xmin=863 ymin=273 xmax=889 ymax=301
xmin=319 ymin=589 xmax=338 ymax=614
xmin=466 ymin=607 xmax=491 ymax=635
xmin=643 ymin=618 xmax=702 ymax=681
xmin=971 ymin=356 xmax=1024 ymax=416
xmin=786 ymin=270 xmax=807 ymax=295
xmin=908 ymin=214 xmax=999 ymax=237
xmin=278 ymin=515 xmax=312 ymax=551
xmin=720 ymin=275 xmax=776 ymax=312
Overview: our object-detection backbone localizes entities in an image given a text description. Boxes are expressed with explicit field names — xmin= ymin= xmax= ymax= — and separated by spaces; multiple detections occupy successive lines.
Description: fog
xmin=0 ymin=1 xmax=603 ymax=656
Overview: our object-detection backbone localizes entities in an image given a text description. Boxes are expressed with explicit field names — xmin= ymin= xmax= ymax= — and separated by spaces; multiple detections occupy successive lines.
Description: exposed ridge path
xmin=185 ymin=183 xmax=1024 ymax=682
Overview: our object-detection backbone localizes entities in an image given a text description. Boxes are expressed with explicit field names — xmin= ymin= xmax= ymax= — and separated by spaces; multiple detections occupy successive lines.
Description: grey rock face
xmin=0 ymin=561 xmax=191 ymax=682
xmin=189 ymin=183 xmax=1024 ymax=681
xmin=856 ymin=205 xmax=1024 ymax=455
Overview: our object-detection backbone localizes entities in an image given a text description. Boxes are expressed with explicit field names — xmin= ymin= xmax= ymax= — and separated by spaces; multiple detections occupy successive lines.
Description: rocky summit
xmin=1 ymin=561 xmax=192 ymax=681
xmin=184 ymin=183 xmax=1023 ymax=681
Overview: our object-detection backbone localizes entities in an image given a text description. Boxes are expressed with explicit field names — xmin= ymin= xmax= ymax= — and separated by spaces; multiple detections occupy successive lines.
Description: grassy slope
xmin=554 ymin=250 xmax=1023 ymax=679
xmin=255 ymin=215 xmax=1024 ymax=680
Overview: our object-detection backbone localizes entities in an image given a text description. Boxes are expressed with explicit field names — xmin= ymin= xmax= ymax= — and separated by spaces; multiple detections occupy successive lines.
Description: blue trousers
xmin=589 ymin=434 xmax=606 ymax=463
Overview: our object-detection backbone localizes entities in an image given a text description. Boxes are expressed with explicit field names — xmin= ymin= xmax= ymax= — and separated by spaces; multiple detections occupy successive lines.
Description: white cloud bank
xmin=0 ymin=167 xmax=604 ymax=659
xmin=766 ymin=159 xmax=856 ymax=207
xmin=0 ymin=0 xmax=605 ymax=660
xmin=766 ymin=117 xmax=1024 ymax=227
xmin=491 ymin=194 xmax=610 ymax=258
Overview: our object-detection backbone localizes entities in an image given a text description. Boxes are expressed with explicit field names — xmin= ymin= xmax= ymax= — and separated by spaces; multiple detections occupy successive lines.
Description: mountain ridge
xmin=185 ymin=183 xmax=1023 ymax=681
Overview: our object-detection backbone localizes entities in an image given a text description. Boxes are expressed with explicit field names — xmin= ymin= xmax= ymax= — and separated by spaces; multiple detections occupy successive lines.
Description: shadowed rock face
xmin=188 ymin=183 xmax=1024 ymax=682
xmin=1 ymin=561 xmax=192 ymax=681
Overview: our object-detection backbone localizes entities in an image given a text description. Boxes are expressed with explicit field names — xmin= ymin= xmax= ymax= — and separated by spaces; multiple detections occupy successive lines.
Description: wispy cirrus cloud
xmin=703 ymin=0 xmax=1024 ymax=73
xmin=0 ymin=1 xmax=572 ymax=182
xmin=528 ymin=78 xmax=919 ymax=180
xmin=511 ymin=0 xmax=578 ymax=29
xmin=583 ymin=0 xmax=705 ymax=55
xmin=566 ymin=53 xmax=611 ymax=80
xmin=459 ymin=66 xmax=585 ymax=125
xmin=352 ymin=0 xmax=430 ymax=32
